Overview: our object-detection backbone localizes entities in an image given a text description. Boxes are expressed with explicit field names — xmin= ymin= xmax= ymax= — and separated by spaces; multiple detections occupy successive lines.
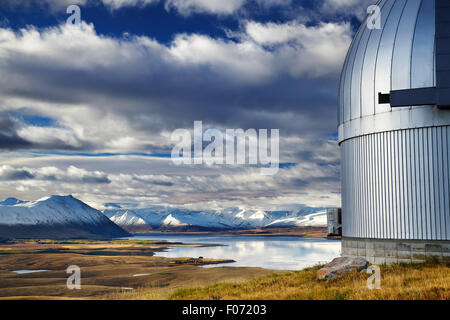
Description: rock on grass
xmin=317 ymin=257 xmax=369 ymax=280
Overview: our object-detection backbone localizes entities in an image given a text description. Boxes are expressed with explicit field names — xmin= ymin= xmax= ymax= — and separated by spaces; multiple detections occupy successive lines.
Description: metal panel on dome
xmin=341 ymin=126 xmax=450 ymax=240
xmin=374 ymin=0 xmax=407 ymax=115
xmin=337 ymin=0 xmax=450 ymax=143
xmin=350 ymin=24 xmax=371 ymax=120
xmin=361 ymin=0 xmax=394 ymax=117
xmin=342 ymin=19 xmax=366 ymax=123
xmin=391 ymin=0 xmax=422 ymax=91
xmin=411 ymin=0 xmax=436 ymax=88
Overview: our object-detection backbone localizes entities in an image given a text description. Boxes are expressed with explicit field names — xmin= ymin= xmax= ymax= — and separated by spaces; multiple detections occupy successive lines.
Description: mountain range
xmin=103 ymin=205 xmax=327 ymax=233
xmin=0 ymin=195 xmax=327 ymax=239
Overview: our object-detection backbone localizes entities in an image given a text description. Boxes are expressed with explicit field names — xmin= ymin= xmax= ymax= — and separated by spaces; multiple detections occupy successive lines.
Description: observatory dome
xmin=339 ymin=0 xmax=450 ymax=142
xmin=338 ymin=0 xmax=450 ymax=263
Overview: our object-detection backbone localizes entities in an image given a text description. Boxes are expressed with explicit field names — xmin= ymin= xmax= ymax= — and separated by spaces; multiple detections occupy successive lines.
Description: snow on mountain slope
xmin=0 ymin=195 xmax=129 ymax=239
xmin=266 ymin=211 xmax=327 ymax=228
xmin=230 ymin=208 xmax=274 ymax=229
xmin=161 ymin=214 xmax=188 ymax=227
xmin=104 ymin=210 xmax=153 ymax=233
xmin=107 ymin=210 xmax=147 ymax=227
xmin=104 ymin=207 xmax=237 ymax=230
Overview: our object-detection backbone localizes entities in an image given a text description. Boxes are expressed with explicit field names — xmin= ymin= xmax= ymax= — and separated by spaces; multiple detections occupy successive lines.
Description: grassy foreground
xmin=170 ymin=260 xmax=450 ymax=300
xmin=1 ymin=239 xmax=448 ymax=300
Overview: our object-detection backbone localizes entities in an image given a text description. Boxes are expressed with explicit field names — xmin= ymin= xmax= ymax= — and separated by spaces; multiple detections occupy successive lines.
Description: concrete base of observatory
xmin=341 ymin=237 xmax=450 ymax=264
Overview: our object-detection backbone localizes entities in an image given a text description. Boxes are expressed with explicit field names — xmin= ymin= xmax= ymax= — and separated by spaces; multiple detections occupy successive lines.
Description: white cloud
xmin=100 ymin=0 xmax=159 ymax=10
xmin=244 ymin=21 xmax=352 ymax=77
xmin=253 ymin=0 xmax=292 ymax=8
xmin=165 ymin=0 xmax=246 ymax=15
xmin=0 ymin=0 xmax=373 ymax=19
xmin=0 ymin=0 xmax=294 ymax=15
xmin=101 ymin=0 xmax=293 ymax=14
xmin=322 ymin=0 xmax=377 ymax=20
xmin=1 ymin=0 xmax=87 ymax=12
xmin=168 ymin=33 xmax=274 ymax=81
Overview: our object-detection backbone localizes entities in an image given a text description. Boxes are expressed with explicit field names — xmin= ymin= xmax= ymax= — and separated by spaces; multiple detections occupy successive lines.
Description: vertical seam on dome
xmin=444 ymin=127 xmax=450 ymax=239
xmin=409 ymin=0 xmax=424 ymax=111
xmin=356 ymin=31 xmax=373 ymax=120
xmin=433 ymin=26 xmax=437 ymax=87
xmin=347 ymin=26 xmax=366 ymax=123
xmin=340 ymin=0 xmax=385 ymax=126
xmin=433 ymin=0 xmax=436 ymax=87
xmin=358 ymin=0 xmax=386 ymax=120
xmin=341 ymin=24 xmax=363 ymax=125
xmin=389 ymin=0 xmax=408 ymax=113
xmin=358 ymin=27 xmax=374 ymax=121
xmin=427 ymin=128 xmax=432 ymax=239
xmin=444 ymin=127 xmax=448 ymax=238
xmin=338 ymin=48 xmax=349 ymax=127
xmin=373 ymin=0 xmax=397 ymax=116
xmin=360 ymin=0 xmax=388 ymax=118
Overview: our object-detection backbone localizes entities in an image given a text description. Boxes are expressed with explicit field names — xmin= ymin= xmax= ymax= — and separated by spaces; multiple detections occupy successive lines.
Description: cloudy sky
xmin=0 ymin=0 xmax=374 ymax=211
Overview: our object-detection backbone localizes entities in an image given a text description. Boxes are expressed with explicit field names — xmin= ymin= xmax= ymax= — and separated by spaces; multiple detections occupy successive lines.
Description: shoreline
xmin=131 ymin=226 xmax=339 ymax=240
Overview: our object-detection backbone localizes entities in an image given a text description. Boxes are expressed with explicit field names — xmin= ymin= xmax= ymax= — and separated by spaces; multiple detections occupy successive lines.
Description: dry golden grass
xmin=105 ymin=267 xmax=276 ymax=300
xmin=170 ymin=260 xmax=450 ymax=300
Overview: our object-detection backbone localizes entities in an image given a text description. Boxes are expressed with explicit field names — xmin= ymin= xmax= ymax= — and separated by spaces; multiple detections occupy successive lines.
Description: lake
xmin=128 ymin=234 xmax=341 ymax=270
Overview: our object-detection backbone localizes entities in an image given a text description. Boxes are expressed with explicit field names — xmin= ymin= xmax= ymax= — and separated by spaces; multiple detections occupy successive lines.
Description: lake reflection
xmin=128 ymin=234 xmax=341 ymax=270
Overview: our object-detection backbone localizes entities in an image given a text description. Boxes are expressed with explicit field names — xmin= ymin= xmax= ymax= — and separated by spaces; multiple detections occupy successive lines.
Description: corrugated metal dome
xmin=338 ymin=0 xmax=450 ymax=241
xmin=338 ymin=0 xmax=450 ymax=143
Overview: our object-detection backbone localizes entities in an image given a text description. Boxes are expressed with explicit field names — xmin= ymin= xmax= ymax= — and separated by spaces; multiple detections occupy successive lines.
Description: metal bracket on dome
xmin=378 ymin=87 xmax=436 ymax=107
xmin=378 ymin=87 xmax=450 ymax=109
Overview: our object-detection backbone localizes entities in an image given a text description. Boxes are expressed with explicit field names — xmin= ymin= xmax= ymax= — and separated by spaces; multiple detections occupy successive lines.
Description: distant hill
xmin=0 ymin=195 xmax=130 ymax=239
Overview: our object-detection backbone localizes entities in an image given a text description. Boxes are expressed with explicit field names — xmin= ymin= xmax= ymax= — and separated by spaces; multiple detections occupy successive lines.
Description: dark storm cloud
xmin=0 ymin=168 xmax=35 ymax=180
xmin=0 ymin=133 xmax=33 ymax=150
xmin=0 ymin=116 xmax=32 ymax=150
xmin=290 ymin=178 xmax=310 ymax=188
xmin=81 ymin=175 xmax=111 ymax=184
xmin=0 ymin=111 xmax=91 ymax=151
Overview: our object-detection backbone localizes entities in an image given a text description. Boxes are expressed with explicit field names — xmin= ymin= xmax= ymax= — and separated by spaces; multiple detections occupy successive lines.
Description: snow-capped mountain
xmin=266 ymin=211 xmax=327 ymax=228
xmin=161 ymin=214 xmax=188 ymax=228
xmin=0 ymin=195 xmax=129 ymax=239
xmin=107 ymin=210 xmax=151 ymax=233
xmin=103 ymin=205 xmax=326 ymax=233
xmin=108 ymin=210 xmax=148 ymax=227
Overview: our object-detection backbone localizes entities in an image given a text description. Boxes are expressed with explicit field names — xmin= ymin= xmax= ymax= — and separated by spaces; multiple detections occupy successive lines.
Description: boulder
xmin=317 ymin=257 xmax=369 ymax=280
